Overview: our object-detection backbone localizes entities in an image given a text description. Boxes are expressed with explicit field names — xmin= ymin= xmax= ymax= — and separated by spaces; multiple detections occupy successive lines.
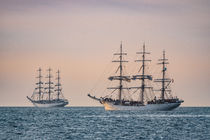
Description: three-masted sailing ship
xmin=27 ymin=68 xmax=69 ymax=107
xmin=88 ymin=43 xmax=184 ymax=111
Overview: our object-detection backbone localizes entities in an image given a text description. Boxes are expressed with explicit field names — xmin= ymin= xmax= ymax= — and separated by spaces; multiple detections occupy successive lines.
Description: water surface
xmin=0 ymin=107 xmax=210 ymax=139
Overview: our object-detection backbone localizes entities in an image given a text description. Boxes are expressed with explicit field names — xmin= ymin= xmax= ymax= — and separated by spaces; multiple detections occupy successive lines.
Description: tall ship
xmin=88 ymin=43 xmax=184 ymax=111
xmin=27 ymin=68 xmax=69 ymax=107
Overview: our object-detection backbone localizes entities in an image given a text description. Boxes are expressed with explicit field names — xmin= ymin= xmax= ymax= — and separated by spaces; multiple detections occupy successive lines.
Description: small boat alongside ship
xmin=27 ymin=68 xmax=69 ymax=107
xmin=88 ymin=43 xmax=184 ymax=111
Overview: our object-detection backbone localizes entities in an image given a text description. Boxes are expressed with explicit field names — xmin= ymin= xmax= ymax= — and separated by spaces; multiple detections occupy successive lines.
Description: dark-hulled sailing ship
xmin=27 ymin=68 xmax=69 ymax=107
xmin=88 ymin=43 xmax=183 ymax=110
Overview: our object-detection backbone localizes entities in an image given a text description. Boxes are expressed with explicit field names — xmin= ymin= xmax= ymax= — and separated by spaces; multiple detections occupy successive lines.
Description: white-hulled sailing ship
xmin=88 ymin=43 xmax=183 ymax=111
xmin=27 ymin=68 xmax=69 ymax=107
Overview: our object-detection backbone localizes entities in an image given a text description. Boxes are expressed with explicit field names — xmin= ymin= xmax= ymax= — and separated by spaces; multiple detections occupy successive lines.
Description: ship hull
xmin=102 ymin=101 xmax=181 ymax=111
xmin=32 ymin=102 xmax=68 ymax=107
xmin=27 ymin=96 xmax=68 ymax=107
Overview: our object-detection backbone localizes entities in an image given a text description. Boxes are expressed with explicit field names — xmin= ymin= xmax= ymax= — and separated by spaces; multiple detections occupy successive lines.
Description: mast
xmin=107 ymin=42 xmax=129 ymax=104
xmin=141 ymin=44 xmax=146 ymax=103
xmin=132 ymin=43 xmax=152 ymax=104
xmin=162 ymin=51 xmax=166 ymax=100
xmin=36 ymin=68 xmax=43 ymax=100
xmin=119 ymin=43 xmax=123 ymax=103
xmin=45 ymin=68 xmax=53 ymax=101
xmin=55 ymin=70 xmax=62 ymax=100
xmin=154 ymin=50 xmax=170 ymax=100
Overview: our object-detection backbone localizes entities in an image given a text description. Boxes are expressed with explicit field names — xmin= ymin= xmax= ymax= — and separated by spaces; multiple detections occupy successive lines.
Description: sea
xmin=0 ymin=107 xmax=210 ymax=140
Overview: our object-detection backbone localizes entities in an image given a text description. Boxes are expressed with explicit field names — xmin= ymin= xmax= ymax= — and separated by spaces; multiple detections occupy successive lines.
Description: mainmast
xmin=55 ymin=70 xmax=62 ymax=100
xmin=132 ymin=43 xmax=152 ymax=104
xmin=154 ymin=50 xmax=171 ymax=100
xmin=36 ymin=68 xmax=43 ymax=100
xmin=119 ymin=43 xmax=123 ymax=103
xmin=45 ymin=68 xmax=53 ymax=101
xmin=108 ymin=42 xmax=129 ymax=104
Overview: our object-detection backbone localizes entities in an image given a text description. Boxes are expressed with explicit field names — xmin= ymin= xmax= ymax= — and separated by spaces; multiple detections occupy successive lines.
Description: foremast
xmin=45 ymin=68 xmax=54 ymax=101
xmin=154 ymin=50 xmax=171 ymax=100
xmin=55 ymin=70 xmax=62 ymax=100
xmin=132 ymin=43 xmax=152 ymax=104
xmin=108 ymin=42 xmax=130 ymax=104
xmin=35 ymin=68 xmax=43 ymax=101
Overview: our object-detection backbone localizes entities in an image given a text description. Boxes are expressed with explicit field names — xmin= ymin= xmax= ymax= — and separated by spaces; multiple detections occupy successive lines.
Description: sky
xmin=0 ymin=0 xmax=210 ymax=106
